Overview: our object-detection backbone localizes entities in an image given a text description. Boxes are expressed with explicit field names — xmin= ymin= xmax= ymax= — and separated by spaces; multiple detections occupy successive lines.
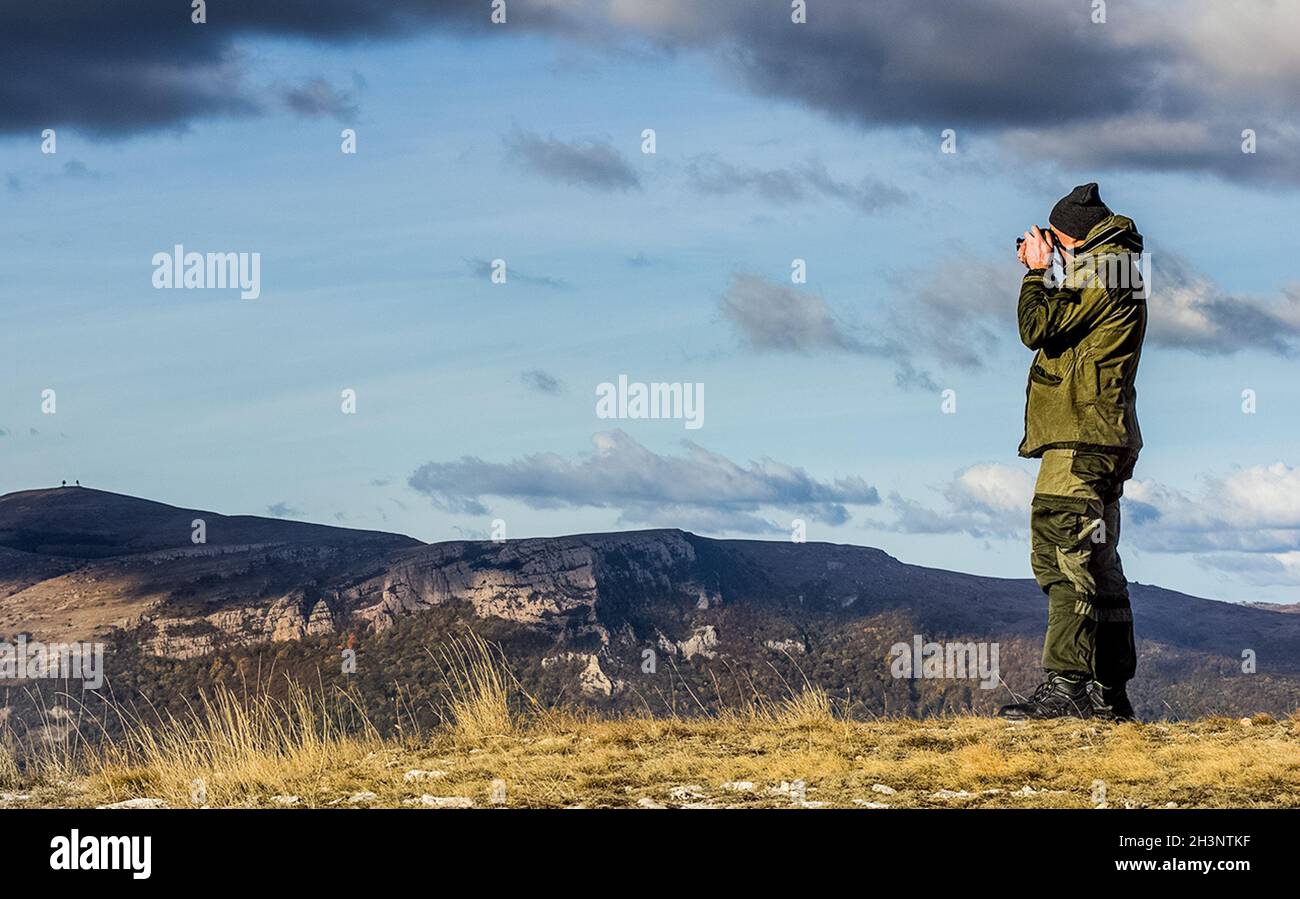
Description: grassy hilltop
xmin=5 ymin=638 xmax=1298 ymax=810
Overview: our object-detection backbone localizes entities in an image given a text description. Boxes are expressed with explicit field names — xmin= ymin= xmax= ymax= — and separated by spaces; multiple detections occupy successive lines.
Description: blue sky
xmin=3 ymin=3 xmax=1300 ymax=604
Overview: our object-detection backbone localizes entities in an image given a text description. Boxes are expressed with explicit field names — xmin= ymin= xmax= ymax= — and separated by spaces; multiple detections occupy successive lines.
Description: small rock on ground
xmin=931 ymin=789 xmax=975 ymax=800
xmin=669 ymin=785 xmax=706 ymax=801
xmin=403 ymin=795 xmax=474 ymax=808
xmin=765 ymin=781 xmax=807 ymax=799
xmin=403 ymin=769 xmax=448 ymax=782
xmin=97 ymin=798 xmax=166 ymax=809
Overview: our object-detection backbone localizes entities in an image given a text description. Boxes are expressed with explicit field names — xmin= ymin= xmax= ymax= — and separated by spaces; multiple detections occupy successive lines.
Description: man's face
xmin=1050 ymin=227 xmax=1081 ymax=250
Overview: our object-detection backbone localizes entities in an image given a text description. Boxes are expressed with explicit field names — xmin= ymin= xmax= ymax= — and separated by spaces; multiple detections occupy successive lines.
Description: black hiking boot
xmin=998 ymin=675 xmax=1091 ymax=720
xmin=1087 ymin=681 xmax=1137 ymax=722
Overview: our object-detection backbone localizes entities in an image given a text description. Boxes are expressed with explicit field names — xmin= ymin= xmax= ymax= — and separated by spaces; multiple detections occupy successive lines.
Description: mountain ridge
xmin=0 ymin=486 xmax=421 ymax=558
xmin=1 ymin=486 xmax=1297 ymax=721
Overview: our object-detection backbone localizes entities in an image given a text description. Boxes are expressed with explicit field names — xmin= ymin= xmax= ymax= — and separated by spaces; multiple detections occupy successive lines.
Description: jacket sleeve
xmin=1017 ymin=260 xmax=1114 ymax=350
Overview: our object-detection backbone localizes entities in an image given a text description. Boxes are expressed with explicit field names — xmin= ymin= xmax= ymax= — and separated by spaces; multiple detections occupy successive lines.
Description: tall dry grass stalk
xmin=0 ymin=742 xmax=21 ymax=788
xmin=770 ymin=686 xmax=835 ymax=728
xmin=728 ymin=652 xmax=839 ymax=728
xmin=1 ymin=688 xmax=100 ymax=787
xmin=429 ymin=631 xmax=532 ymax=742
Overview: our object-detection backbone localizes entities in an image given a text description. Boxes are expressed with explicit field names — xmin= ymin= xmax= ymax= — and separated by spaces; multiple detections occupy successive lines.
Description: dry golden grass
xmin=9 ymin=709 xmax=1292 ymax=809
xmin=3 ymin=640 xmax=1298 ymax=809
xmin=431 ymin=631 xmax=528 ymax=743
xmin=0 ymin=742 xmax=21 ymax=789
xmin=80 ymin=684 xmax=382 ymax=807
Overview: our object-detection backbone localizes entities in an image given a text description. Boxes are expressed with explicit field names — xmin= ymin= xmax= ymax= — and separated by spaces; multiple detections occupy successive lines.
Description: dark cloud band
xmin=4 ymin=1 xmax=1297 ymax=184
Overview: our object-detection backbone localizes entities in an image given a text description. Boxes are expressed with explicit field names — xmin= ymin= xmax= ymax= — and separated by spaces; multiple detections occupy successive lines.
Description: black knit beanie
xmin=1049 ymin=183 xmax=1111 ymax=240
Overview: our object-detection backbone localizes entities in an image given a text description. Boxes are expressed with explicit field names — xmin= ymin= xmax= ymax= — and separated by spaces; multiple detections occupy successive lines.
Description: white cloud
xmin=879 ymin=462 xmax=1032 ymax=539
xmin=719 ymin=273 xmax=868 ymax=354
xmin=888 ymin=460 xmax=1300 ymax=586
xmin=1144 ymin=255 xmax=1300 ymax=355
xmin=1126 ymin=462 xmax=1300 ymax=554
xmin=1197 ymin=551 xmax=1300 ymax=587
xmin=408 ymin=429 xmax=880 ymax=533
xmin=946 ymin=463 xmax=1035 ymax=515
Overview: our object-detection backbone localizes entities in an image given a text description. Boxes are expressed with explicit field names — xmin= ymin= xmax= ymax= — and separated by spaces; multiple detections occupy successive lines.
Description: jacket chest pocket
xmin=1030 ymin=363 xmax=1063 ymax=386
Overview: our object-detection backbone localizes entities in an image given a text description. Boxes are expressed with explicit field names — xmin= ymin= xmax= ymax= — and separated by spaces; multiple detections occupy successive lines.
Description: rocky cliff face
xmin=332 ymin=530 xmax=720 ymax=637
xmin=140 ymin=589 xmax=340 ymax=658
xmin=44 ymin=526 xmax=732 ymax=697
xmin=3 ymin=508 xmax=723 ymax=661
xmin=352 ymin=538 xmax=610 ymax=631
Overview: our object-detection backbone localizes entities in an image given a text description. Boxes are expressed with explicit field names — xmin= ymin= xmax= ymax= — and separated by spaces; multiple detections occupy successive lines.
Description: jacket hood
xmin=1077 ymin=214 xmax=1143 ymax=255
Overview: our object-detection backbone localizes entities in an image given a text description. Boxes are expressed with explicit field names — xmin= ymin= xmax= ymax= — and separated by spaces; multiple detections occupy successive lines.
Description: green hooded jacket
xmin=1018 ymin=214 xmax=1146 ymax=458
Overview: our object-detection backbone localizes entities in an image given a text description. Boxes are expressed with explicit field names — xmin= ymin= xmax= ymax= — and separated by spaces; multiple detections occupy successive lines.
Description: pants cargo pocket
xmin=1055 ymin=518 xmax=1100 ymax=606
xmin=1031 ymin=505 xmax=1097 ymax=589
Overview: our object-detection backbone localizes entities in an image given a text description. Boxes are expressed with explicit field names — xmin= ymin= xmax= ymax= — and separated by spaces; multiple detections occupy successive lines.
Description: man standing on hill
xmin=998 ymin=183 xmax=1147 ymax=722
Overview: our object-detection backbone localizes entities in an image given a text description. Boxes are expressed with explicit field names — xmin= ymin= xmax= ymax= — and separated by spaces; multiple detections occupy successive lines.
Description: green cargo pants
xmin=1030 ymin=448 xmax=1137 ymax=686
